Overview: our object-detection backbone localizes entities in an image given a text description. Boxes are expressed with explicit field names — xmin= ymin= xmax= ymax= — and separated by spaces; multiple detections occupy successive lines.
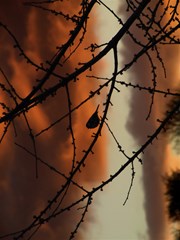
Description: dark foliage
xmin=165 ymin=93 xmax=180 ymax=154
xmin=164 ymin=170 xmax=180 ymax=222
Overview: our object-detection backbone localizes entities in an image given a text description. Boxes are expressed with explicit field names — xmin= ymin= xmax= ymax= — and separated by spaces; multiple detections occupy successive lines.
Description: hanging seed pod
xmin=86 ymin=105 xmax=100 ymax=129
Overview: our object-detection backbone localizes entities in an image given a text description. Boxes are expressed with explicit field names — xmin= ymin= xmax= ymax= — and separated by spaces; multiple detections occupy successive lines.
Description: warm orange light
xmin=0 ymin=1 xmax=106 ymax=238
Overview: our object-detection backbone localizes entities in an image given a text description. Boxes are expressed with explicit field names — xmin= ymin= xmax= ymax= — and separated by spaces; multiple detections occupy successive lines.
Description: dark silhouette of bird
xmin=86 ymin=105 xmax=100 ymax=129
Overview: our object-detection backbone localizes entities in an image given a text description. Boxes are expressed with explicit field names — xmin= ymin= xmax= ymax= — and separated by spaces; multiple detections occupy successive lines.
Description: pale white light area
xmin=86 ymin=1 xmax=148 ymax=240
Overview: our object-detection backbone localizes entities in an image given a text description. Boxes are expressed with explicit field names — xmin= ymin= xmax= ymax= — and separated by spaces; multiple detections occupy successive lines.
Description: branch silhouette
xmin=0 ymin=0 xmax=180 ymax=239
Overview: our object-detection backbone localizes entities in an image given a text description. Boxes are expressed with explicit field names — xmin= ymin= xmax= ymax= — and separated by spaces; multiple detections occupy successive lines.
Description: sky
xmin=87 ymin=1 xmax=180 ymax=240
xmin=87 ymin=2 xmax=148 ymax=239
xmin=0 ymin=1 xmax=179 ymax=240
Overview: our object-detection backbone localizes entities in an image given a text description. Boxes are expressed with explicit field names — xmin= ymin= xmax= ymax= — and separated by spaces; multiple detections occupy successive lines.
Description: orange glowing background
xmin=0 ymin=1 xmax=106 ymax=239
xmin=0 ymin=1 xmax=179 ymax=240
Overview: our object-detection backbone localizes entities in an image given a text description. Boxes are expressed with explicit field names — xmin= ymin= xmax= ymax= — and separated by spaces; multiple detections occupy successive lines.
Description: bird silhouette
xmin=86 ymin=105 xmax=100 ymax=129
